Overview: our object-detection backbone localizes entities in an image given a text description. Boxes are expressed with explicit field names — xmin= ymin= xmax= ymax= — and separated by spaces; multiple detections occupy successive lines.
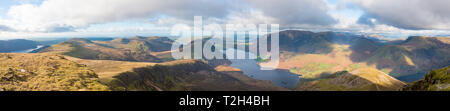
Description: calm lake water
xmin=226 ymin=49 xmax=300 ymax=88
xmin=9 ymin=45 xmax=45 ymax=53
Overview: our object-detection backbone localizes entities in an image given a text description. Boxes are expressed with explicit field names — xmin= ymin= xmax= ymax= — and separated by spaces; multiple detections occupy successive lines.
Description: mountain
xmin=0 ymin=39 xmax=39 ymax=53
xmin=0 ymin=53 xmax=285 ymax=91
xmin=403 ymin=66 xmax=450 ymax=91
xmin=272 ymin=30 xmax=450 ymax=83
xmin=275 ymin=30 xmax=333 ymax=54
xmin=366 ymin=36 xmax=450 ymax=81
xmin=296 ymin=68 xmax=406 ymax=91
xmin=96 ymin=36 xmax=173 ymax=52
xmin=106 ymin=60 xmax=286 ymax=91
xmin=39 ymin=37 xmax=166 ymax=62
xmin=0 ymin=53 xmax=109 ymax=91
xmin=64 ymin=56 xmax=286 ymax=91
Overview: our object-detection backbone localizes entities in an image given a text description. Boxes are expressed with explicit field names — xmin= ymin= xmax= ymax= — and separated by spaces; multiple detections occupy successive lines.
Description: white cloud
xmin=226 ymin=9 xmax=277 ymax=25
xmin=0 ymin=0 xmax=340 ymax=34
xmin=5 ymin=0 xmax=447 ymax=39
xmin=2 ymin=0 xmax=233 ymax=32
xmin=244 ymin=0 xmax=337 ymax=26
xmin=353 ymin=0 xmax=450 ymax=30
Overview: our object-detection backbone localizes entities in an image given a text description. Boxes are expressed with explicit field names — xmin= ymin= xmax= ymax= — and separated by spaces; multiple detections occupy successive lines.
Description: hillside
xmin=101 ymin=60 xmax=286 ymax=91
xmin=39 ymin=38 xmax=162 ymax=62
xmin=365 ymin=36 xmax=450 ymax=81
xmin=0 ymin=39 xmax=39 ymax=53
xmin=64 ymin=56 xmax=155 ymax=83
xmin=275 ymin=30 xmax=334 ymax=54
xmin=0 ymin=53 xmax=285 ymax=91
xmin=273 ymin=30 xmax=450 ymax=82
xmin=63 ymin=56 xmax=286 ymax=91
xmin=403 ymin=66 xmax=450 ymax=91
xmin=296 ymin=68 xmax=406 ymax=91
xmin=95 ymin=36 xmax=173 ymax=52
xmin=0 ymin=53 xmax=109 ymax=91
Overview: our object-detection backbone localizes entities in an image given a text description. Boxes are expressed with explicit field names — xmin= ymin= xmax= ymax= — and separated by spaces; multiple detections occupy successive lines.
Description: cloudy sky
xmin=0 ymin=0 xmax=450 ymax=39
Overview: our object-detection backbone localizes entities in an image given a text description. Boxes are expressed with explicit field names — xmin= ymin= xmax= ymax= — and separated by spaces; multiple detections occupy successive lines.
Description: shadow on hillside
xmin=273 ymin=31 xmax=335 ymax=54
xmin=347 ymin=37 xmax=450 ymax=81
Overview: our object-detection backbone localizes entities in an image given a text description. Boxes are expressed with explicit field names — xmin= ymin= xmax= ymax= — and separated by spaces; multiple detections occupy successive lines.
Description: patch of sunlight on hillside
xmin=289 ymin=63 xmax=337 ymax=78
xmin=403 ymin=54 xmax=415 ymax=66
xmin=349 ymin=68 xmax=406 ymax=89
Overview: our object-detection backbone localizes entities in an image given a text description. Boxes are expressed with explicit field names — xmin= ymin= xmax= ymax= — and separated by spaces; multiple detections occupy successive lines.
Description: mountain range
xmin=39 ymin=36 xmax=174 ymax=62
xmin=272 ymin=30 xmax=449 ymax=81
xmin=0 ymin=31 xmax=448 ymax=91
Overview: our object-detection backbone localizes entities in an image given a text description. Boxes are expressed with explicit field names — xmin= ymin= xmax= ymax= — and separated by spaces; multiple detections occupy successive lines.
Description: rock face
xmin=403 ymin=66 xmax=450 ymax=91
xmin=0 ymin=53 xmax=110 ymax=91
xmin=297 ymin=68 xmax=406 ymax=91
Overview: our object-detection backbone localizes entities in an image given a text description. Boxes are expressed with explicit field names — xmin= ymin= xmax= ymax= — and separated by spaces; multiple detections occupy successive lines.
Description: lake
xmin=9 ymin=45 xmax=46 ymax=53
xmin=226 ymin=49 xmax=300 ymax=89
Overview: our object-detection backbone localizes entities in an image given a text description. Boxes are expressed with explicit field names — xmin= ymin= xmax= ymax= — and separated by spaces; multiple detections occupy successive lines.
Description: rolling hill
xmin=39 ymin=37 xmax=165 ymax=62
xmin=95 ymin=36 xmax=173 ymax=52
xmin=0 ymin=53 xmax=286 ymax=91
xmin=62 ymin=55 xmax=286 ymax=91
xmin=272 ymin=30 xmax=450 ymax=83
xmin=104 ymin=60 xmax=286 ymax=91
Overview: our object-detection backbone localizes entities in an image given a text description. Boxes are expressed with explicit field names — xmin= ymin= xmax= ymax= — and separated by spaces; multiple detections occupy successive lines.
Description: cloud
xmin=353 ymin=0 xmax=450 ymax=30
xmin=4 ymin=0 xmax=233 ymax=32
xmin=244 ymin=0 xmax=337 ymax=26
xmin=225 ymin=9 xmax=277 ymax=25
xmin=0 ymin=25 xmax=14 ymax=31
xmin=1 ymin=0 xmax=340 ymax=33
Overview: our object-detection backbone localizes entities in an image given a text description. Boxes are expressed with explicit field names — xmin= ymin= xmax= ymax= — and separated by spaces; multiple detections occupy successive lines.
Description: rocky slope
xmin=403 ymin=66 xmax=450 ymax=91
xmin=0 ymin=53 xmax=109 ymax=91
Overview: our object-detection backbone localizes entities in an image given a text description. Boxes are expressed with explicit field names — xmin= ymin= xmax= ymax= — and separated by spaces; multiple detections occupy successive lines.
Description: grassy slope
xmin=403 ymin=66 xmax=450 ymax=91
xmin=276 ymin=31 xmax=449 ymax=84
xmin=40 ymin=38 xmax=162 ymax=62
xmin=94 ymin=36 xmax=173 ymax=52
xmin=65 ymin=56 xmax=155 ymax=83
xmin=0 ymin=53 xmax=285 ymax=91
xmin=296 ymin=68 xmax=406 ymax=91
xmin=66 ymin=57 xmax=286 ymax=91
xmin=0 ymin=53 xmax=109 ymax=91
xmin=105 ymin=60 xmax=287 ymax=91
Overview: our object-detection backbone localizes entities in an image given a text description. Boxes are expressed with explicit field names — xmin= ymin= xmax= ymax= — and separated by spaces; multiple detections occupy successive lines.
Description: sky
xmin=1 ymin=0 xmax=450 ymax=39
